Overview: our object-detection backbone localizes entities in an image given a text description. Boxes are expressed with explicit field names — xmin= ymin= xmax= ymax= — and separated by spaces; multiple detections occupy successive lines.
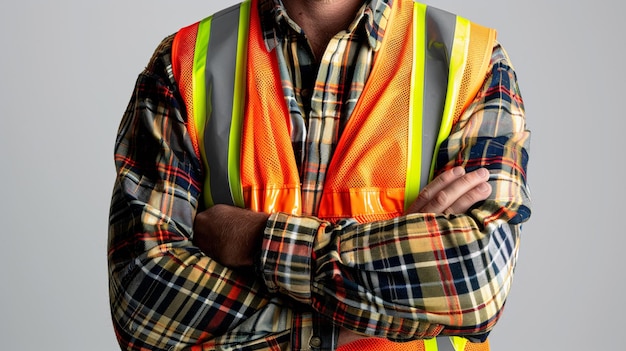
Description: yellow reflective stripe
xmin=404 ymin=2 xmax=427 ymax=211
xmin=227 ymin=0 xmax=250 ymax=208
xmin=424 ymin=338 xmax=438 ymax=351
xmin=429 ymin=16 xmax=470 ymax=180
xmin=451 ymin=336 xmax=468 ymax=350
xmin=193 ymin=16 xmax=214 ymax=207
xmin=425 ymin=337 xmax=467 ymax=351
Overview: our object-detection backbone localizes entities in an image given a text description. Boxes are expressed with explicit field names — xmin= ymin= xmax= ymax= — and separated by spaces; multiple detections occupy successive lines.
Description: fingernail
xmin=478 ymin=183 xmax=491 ymax=192
xmin=477 ymin=168 xmax=489 ymax=177
xmin=453 ymin=167 xmax=464 ymax=176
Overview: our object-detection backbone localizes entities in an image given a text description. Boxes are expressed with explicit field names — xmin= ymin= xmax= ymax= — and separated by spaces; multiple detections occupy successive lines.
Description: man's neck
xmin=282 ymin=0 xmax=364 ymax=59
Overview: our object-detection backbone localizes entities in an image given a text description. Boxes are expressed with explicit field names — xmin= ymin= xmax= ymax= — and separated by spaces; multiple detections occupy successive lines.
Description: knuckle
xmin=464 ymin=189 xmax=480 ymax=202
xmin=418 ymin=187 xmax=432 ymax=202
xmin=442 ymin=168 xmax=460 ymax=182
xmin=434 ymin=191 xmax=448 ymax=207
xmin=439 ymin=170 xmax=452 ymax=182
xmin=459 ymin=173 xmax=482 ymax=189
xmin=460 ymin=174 xmax=475 ymax=186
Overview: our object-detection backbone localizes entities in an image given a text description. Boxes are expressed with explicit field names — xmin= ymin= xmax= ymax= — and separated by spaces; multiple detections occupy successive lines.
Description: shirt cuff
xmin=259 ymin=212 xmax=322 ymax=304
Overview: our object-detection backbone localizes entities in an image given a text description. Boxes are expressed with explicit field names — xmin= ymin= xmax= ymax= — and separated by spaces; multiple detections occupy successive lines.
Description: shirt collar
xmin=259 ymin=0 xmax=393 ymax=52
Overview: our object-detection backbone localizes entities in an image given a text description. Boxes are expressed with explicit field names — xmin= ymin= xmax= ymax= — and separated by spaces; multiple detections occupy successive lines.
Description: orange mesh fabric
xmin=240 ymin=1 xmax=302 ymax=214
xmin=318 ymin=0 xmax=414 ymax=223
xmin=452 ymin=22 xmax=496 ymax=125
xmin=337 ymin=337 xmax=489 ymax=351
xmin=175 ymin=0 xmax=494 ymax=221
xmin=172 ymin=22 xmax=201 ymax=159
xmin=465 ymin=339 xmax=490 ymax=351
xmin=238 ymin=0 xmax=495 ymax=222
xmin=337 ymin=338 xmax=426 ymax=351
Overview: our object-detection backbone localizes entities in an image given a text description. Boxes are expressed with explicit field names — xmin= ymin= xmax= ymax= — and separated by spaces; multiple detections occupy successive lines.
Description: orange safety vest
xmin=172 ymin=0 xmax=495 ymax=350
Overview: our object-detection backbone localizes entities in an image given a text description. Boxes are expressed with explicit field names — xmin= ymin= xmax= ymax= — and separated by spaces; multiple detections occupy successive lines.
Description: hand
xmin=338 ymin=167 xmax=491 ymax=345
xmin=338 ymin=329 xmax=375 ymax=347
xmin=192 ymin=204 xmax=269 ymax=267
xmin=406 ymin=166 xmax=491 ymax=215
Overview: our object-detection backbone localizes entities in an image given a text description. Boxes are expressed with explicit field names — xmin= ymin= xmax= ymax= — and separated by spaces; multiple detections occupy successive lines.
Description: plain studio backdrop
xmin=0 ymin=1 xmax=621 ymax=350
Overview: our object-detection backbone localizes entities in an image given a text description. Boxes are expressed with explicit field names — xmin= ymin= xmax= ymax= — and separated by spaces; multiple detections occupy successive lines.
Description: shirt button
xmin=301 ymin=88 xmax=311 ymax=98
xmin=309 ymin=336 xmax=322 ymax=348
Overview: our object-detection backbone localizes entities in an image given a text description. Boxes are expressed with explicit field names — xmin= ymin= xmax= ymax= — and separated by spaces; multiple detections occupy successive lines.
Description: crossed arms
xmin=108 ymin=37 xmax=530 ymax=350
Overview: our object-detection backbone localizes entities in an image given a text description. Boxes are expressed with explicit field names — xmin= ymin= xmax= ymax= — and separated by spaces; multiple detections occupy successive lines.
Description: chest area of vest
xmin=240 ymin=59 xmax=418 ymax=223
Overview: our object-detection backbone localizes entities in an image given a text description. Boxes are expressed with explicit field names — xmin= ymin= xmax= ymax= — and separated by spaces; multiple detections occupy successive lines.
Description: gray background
xmin=1 ymin=0 xmax=621 ymax=350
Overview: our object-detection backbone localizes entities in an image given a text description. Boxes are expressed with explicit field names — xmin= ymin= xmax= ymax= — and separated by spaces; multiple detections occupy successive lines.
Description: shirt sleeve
xmin=108 ymin=35 xmax=274 ymax=350
xmin=259 ymin=42 xmax=531 ymax=341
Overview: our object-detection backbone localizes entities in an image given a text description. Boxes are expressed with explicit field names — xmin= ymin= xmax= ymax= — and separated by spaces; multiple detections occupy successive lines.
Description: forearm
xmin=259 ymin=44 xmax=531 ymax=340
xmin=109 ymin=183 xmax=272 ymax=349
xmin=260 ymin=206 xmax=520 ymax=338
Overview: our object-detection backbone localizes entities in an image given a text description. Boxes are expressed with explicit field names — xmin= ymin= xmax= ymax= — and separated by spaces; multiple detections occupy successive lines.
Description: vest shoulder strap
xmin=406 ymin=1 xmax=496 ymax=205
xmin=172 ymin=1 xmax=251 ymax=208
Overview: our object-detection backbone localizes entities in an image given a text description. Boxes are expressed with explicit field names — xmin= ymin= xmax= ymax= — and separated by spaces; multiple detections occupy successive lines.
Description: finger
xmin=408 ymin=166 xmax=466 ymax=213
xmin=419 ymin=168 xmax=490 ymax=214
xmin=444 ymin=182 xmax=491 ymax=215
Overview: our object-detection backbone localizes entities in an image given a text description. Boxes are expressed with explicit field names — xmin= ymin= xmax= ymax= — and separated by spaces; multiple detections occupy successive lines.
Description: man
xmin=108 ymin=0 xmax=531 ymax=350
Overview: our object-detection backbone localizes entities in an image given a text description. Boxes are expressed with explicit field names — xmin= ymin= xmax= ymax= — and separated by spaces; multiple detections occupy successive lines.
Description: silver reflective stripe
xmin=420 ymin=6 xmax=456 ymax=189
xmin=435 ymin=336 xmax=458 ymax=351
xmin=204 ymin=4 xmax=242 ymax=206
xmin=200 ymin=3 xmax=460 ymax=201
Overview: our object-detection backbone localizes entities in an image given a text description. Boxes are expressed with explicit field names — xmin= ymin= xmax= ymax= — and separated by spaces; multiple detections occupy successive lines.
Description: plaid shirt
xmin=108 ymin=0 xmax=531 ymax=350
